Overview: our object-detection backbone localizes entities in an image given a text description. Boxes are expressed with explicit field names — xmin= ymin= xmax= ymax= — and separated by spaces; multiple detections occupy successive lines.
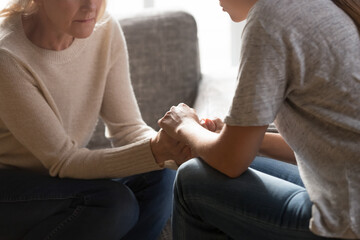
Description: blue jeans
xmin=0 ymin=168 xmax=175 ymax=240
xmin=173 ymin=157 xmax=342 ymax=240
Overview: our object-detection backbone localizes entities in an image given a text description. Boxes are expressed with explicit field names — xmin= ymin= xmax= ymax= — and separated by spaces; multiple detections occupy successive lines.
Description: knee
xmin=176 ymin=158 xmax=211 ymax=187
xmin=109 ymin=183 xmax=140 ymax=223
xmin=175 ymin=158 xmax=213 ymax=199
xmin=145 ymin=169 xmax=176 ymax=210
xmin=144 ymin=168 xmax=176 ymax=198
xmin=82 ymin=181 xmax=139 ymax=238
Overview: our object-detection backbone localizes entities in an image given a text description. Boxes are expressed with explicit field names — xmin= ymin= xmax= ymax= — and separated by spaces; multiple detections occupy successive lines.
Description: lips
xmin=219 ymin=1 xmax=226 ymax=11
xmin=74 ymin=14 xmax=96 ymax=23
xmin=74 ymin=18 xmax=95 ymax=23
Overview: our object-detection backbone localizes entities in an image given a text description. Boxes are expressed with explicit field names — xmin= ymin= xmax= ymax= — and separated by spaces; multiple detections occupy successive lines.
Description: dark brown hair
xmin=332 ymin=0 xmax=360 ymax=30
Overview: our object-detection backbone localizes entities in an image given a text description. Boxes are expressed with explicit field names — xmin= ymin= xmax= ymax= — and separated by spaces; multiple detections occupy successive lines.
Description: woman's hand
xmin=158 ymin=103 xmax=201 ymax=142
xmin=200 ymin=117 xmax=224 ymax=133
xmin=150 ymin=129 xmax=193 ymax=167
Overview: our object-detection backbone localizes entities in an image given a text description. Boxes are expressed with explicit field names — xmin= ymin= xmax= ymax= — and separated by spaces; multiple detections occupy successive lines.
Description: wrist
xmin=177 ymin=120 xmax=203 ymax=146
xmin=150 ymin=136 xmax=165 ymax=167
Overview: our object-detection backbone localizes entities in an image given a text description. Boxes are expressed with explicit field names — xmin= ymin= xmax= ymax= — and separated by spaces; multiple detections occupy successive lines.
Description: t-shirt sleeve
xmin=224 ymin=17 xmax=288 ymax=126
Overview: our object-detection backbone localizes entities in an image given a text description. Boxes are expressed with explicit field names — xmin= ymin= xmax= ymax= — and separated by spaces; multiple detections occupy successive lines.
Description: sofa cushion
xmin=87 ymin=11 xmax=201 ymax=149
xmin=121 ymin=11 xmax=201 ymax=130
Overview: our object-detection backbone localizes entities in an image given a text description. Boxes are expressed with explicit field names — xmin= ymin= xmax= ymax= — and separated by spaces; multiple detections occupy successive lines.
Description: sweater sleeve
xmin=0 ymin=51 xmax=162 ymax=179
xmin=100 ymin=21 xmax=156 ymax=147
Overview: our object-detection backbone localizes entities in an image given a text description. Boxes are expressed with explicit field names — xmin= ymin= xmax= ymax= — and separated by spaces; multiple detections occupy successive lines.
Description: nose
xmin=81 ymin=0 xmax=98 ymax=12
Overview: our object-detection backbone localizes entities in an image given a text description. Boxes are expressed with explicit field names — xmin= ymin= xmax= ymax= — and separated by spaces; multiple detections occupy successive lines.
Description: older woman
xmin=159 ymin=0 xmax=360 ymax=239
xmin=0 ymin=0 xmax=190 ymax=239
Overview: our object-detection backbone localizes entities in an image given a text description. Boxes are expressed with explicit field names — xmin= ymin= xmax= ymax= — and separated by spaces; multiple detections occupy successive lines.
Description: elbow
xmin=207 ymin=155 xmax=249 ymax=179
xmin=220 ymin=168 xmax=247 ymax=179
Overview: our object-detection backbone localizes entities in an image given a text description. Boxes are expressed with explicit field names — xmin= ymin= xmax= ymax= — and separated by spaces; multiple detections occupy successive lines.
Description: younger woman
xmin=159 ymin=0 xmax=360 ymax=239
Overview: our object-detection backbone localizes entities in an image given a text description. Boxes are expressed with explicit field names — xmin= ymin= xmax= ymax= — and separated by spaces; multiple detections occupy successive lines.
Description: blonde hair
xmin=0 ymin=0 xmax=37 ymax=17
xmin=0 ymin=0 xmax=107 ymax=21
xmin=332 ymin=0 xmax=360 ymax=30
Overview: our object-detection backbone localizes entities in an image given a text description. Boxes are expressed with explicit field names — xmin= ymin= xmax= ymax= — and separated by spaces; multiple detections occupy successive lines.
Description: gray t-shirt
xmin=225 ymin=0 xmax=360 ymax=238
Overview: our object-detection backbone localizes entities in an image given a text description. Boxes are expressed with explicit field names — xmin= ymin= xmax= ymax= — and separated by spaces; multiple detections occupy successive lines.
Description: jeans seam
xmin=0 ymin=192 xmax=81 ymax=202
xmin=279 ymin=189 xmax=307 ymax=229
xmin=0 ymin=196 xmax=77 ymax=203
xmin=189 ymin=193 xmax=311 ymax=234
xmin=240 ymin=189 xmax=310 ymax=233
xmin=44 ymin=205 xmax=86 ymax=240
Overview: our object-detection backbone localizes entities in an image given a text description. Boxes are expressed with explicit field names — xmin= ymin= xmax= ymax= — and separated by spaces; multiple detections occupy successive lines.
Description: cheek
xmin=43 ymin=2 xmax=78 ymax=26
xmin=98 ymin=0 xmax=105 ymax=8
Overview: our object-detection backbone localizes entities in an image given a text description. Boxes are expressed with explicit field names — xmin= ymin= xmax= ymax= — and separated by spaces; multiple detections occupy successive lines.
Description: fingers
xmin=174 ymin=144 xmax=193 ymax=166
xmin=158 ymin=103 xmax=200 ymax=139
xmin=200 ymin=119 xmax=208 ymax=130
xmin=199 ymin=118 xmax=217 ymax=132
xmin=212 ymin=117 xmax=224 ymax=131
xmin=205 ymin=118 xmax=216 ymax=132
xmin=199 ymin=117 xmax=224 ymax=133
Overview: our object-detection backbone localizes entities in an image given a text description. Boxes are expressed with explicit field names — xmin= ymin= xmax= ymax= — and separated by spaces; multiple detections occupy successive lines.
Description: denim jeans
xmin=173 ymin=157 xmax=343 ymax=240
xmin=0 ymin=168 xmax=175 ymax=240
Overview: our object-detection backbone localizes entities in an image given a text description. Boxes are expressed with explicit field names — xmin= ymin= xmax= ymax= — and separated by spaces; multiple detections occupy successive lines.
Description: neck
xmin=22 ymin=14 xmax=74 ymax=51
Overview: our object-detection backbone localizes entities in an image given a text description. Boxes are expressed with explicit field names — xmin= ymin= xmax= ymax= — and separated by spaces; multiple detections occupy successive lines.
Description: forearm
xmin=178 ymin=123 xmax=264 ymax=178
xmin=178 ymin=122 xmax=219 ymax=159
xmin=100 ymin=25 xmax=156 ymax=146
xmin=158 ymin=104 xmax=267 ymax=178
xmin=259 ymin=132 xmax=296 ymax=164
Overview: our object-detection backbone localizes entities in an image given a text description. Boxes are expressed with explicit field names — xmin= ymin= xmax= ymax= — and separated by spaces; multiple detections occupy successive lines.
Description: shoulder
xmin=0 ymin=15 xmax=25 ymax=70
xmin=249 ymin=0 xmax=355 ymax=36
xmin=244 ymin=0 xmax=359 ymax=58
xmin=92 ymin=12 xmax=125 ymax=43
xmin=251 ymin=0 xmax=340 ymax=22
xmin=0 ymin=14 xmax=21 ymax=50
xmin=90 ymin=12 xmax=127 ymax=58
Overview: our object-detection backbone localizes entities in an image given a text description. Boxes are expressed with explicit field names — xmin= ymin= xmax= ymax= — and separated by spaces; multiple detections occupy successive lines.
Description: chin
xmin=229 ymin=14 xmax=245 ymax=23
xmin=74 ymin=28 xmax=95 ymax=39
xmin=76 ymin=32 xmax=94 ymax=39
xmin=229 ymin=13 xmax=246 ymax=22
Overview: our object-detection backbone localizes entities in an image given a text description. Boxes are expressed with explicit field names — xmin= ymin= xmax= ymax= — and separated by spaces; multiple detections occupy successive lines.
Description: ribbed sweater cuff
xmin=103 ymin=139 xmax=163 ymax=178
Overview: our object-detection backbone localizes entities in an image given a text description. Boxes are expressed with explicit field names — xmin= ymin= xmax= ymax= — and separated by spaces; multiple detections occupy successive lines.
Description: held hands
xmin=150 ymin=129 xmax=193 ymax=167
xmin=158 ymin=103 xmax=201 ymax=142
xmin=156 ymin=103 xmax=225 ymax=168
xmin=158 ymin=103 xmax=224 ymax=140
xmin=200 ymin=117 xmax=224 ymax=133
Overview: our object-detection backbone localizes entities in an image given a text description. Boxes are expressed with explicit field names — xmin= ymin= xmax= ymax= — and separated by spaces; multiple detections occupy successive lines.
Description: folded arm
xmin=159 ymin=104 xmax=296 ymax=178
xmin=200 ymin=117 xmax=296 ymax=165
xmin=260 ymin=132 xmax=296 ymax=165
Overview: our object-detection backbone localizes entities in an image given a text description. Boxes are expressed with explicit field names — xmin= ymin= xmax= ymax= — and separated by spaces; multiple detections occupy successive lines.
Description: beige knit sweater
xmin=0 ymin=14 xmax=163 ymax=179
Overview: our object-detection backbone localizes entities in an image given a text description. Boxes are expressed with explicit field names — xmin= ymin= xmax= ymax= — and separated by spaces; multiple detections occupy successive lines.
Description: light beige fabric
xmin=0 ymin=13 xmax=162 ymax=179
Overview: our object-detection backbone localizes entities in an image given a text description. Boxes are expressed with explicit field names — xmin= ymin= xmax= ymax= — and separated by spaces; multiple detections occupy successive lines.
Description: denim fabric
xmin=173 ymin=157 xmax=343 ymax=240
xmin=0 ymin=168 xmax=175 ymax=240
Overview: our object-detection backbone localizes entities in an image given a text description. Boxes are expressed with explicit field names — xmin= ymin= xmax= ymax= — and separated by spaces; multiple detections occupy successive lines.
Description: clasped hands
xmin=151 ymin=103 xmax=223 ymax=167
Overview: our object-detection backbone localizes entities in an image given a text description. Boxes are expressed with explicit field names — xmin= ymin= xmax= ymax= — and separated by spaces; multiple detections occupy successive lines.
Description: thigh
xmin=115 ymin=169 xmax=176 ymax=240
xmin=250 ymin=156 xmax=304 ymax=187
xmin=0 ymin=169 xmax=139 ymax=240
xmin=115 ymin=168 xmax=176 ymax=213
xmin=174 ymin=158 xmax=329 ymax=240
